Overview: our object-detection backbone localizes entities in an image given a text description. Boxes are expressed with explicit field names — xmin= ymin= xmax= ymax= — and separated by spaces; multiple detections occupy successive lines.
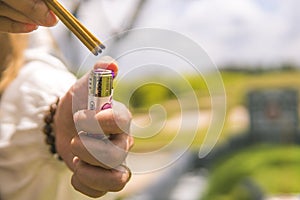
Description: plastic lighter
xmin=88 ymin=69 xmax=113 ymax=112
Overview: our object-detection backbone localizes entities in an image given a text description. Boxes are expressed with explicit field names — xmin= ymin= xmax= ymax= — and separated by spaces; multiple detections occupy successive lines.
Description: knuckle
xmin=109 ymin=171 xmax=127 ymax=191
xmin=9 ymin=21 xmax=15 ymax=33
xmin=28 ymin=0 xmax=53 ymax=26
xmin=73 ymin=167 xmax=84 ymax=182
xmin=9 ymin=21 xmax=19 ymax=33
xmin=71 ymin=175 xmax=82 ymax=192
xmin=129 ymin=135 xmax=135 ymax=148
xmin=99 ymin=148 xmax=125 ymax=168
xmin=70 ymin=137 xmax=81 ymax=155
xmin=113 ymin=112 xmax=131 ymax=133
xmin=31 ymin=0 xmax=38 ymax=11
xmin=107 ymin=148 xmax=127 ymax=167
xmin=116 ymin=109 xmax=132 ymax=123
xmin=24 ymin=0 xmax=40 ymax=14
xmin=71 ymin=175 xmax=106 ymax=198
xmin=8 ymin=22 xmax=31 ymax=33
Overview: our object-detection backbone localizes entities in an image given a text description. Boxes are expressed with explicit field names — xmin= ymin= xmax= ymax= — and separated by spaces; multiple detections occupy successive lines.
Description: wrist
xmin=43 ymin=97 xmax=62 ymax=160
xmin=54 ymin=89 xmax=78 ymax=171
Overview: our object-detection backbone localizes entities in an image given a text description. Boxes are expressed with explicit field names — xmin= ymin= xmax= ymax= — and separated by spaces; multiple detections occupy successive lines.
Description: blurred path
xmin=121 ymin=151 xmax=207 ymax=200
xmin=116 ymin=105 xmax=249 ymax=199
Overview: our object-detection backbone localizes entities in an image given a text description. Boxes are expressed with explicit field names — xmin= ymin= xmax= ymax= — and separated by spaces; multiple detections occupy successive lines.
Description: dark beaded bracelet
xmin=43 ymin=98 xmax=62 ymax=160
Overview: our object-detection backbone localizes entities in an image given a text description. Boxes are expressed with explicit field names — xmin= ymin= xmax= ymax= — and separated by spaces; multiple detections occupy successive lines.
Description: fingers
xmin=94 ymin=56 xmax=119 ymax=77
xmin=66 ymin=57 xmax=132 ymax=197
xmin=71 ymin=132 xmax=133 ymax=168
xmin=71 ymin=72 xmax=90 ymax=113
xmin=54 ymin=90 xmax=79 ymax=171
xmin=72 ymin=56 xmax=119 ymax=112
xmin=2 ymin=0 xmax=57 ymax=26
xmin=0 ymin=2 xmax=34 ymax=23
xmin=73 ymin=110 xmax=104 ymax=135
xmin=71 ymin=175 xmax=107 ymax=198
xmin=74 ymin=106 xmax=131 ymax=135
xmin=109 ymin=101 xmax=132 ymax=134
xmin=72 ymin=101 xmax=133 ymax=167
xmin=0 ymin=17 xmax=38 ymax=33
xmin=72 ymin=160 xmax=131 ymax=193
xmin=0 ymin=1 xmax=39 ymax=32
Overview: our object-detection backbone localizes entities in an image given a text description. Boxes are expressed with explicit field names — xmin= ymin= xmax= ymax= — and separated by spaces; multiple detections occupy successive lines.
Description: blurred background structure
xmin=43 ymin=0 xmax=300 ymax=199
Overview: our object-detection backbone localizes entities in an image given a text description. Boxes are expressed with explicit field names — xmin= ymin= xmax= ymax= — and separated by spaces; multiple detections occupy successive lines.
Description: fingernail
xmin=24 ymin=24 xmax=39 ymax=32
xmin=101 ymin=103 xmax=112 ymax=110
xmin=94 ymin=56 xmax=118 ymax=78
xmin=46 ymin=10 xmax=58 ymax=26
xmin=73 ymin=156 xmax=80 ymax=166
xmin=117 ymin=164 xmax=132 ymax=182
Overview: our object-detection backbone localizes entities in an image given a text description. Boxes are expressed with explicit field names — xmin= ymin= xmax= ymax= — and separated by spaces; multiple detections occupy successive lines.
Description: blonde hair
xmin=0 ymin=33 xmax=28 ymax=96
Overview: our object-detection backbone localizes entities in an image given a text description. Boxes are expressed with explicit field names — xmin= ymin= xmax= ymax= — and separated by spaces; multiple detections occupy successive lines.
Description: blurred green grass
xmin=113 ymin=69 xmax=300 ymax=151
xmin=116 ymin=69 xmax=300 ymax=198
xmin=201 ymin=144 xmax=300 ymax=200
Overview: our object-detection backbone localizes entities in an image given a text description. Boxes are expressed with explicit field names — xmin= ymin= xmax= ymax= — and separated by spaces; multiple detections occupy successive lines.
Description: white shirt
xmin=0 ymin=49 xmax=92 ymax=200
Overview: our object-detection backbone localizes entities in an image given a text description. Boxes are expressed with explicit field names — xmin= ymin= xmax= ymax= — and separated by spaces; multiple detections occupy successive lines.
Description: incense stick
xmin=44 ymin=0 xmax=105 ymax=55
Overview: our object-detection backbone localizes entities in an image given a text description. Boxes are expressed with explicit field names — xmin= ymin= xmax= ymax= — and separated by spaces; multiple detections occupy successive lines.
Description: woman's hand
xmin=0 ymin=0 xmax=58 ymax=33
xmin=71 ymin=101 xmax=133 ymax=197
xmin=54 ymin=58 xmax=134 ymax=198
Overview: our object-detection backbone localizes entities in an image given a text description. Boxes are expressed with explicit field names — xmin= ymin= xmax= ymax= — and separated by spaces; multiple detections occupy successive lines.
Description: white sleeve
xmin=0 ymin=52 xmax=80 ymax=200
